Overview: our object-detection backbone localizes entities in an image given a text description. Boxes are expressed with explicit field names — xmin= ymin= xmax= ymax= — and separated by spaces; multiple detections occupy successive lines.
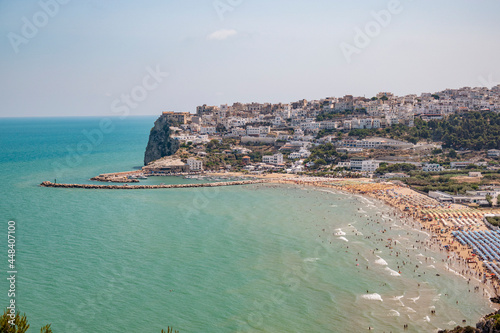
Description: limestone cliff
xmin=144 ymin=115 xmax=180 ymax=165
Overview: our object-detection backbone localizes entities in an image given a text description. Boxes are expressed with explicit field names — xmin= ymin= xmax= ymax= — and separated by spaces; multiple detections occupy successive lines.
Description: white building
xmin=361 ymin=160 xmax=380 ymax=172
xmin=300 ymin=121 xmax=320 ymax=131
xmin=343 ymin=120 xmax=352 ymax=130
xmin=359 ymin=118 xmax=373 ymax=129
xmin=428 ymin=191 xmax=453 ymax=202
xmin=187 ymin=158 xmax=203 ymax=171
xmin=336 ymin=147 xmax=363 ymax=153
xmin=319 ymin=121 xmax=339 ymax=130
xmin=262 ymin=153 xmax=284 ymax=165
xmin=422 ymin=163 xmax=443 ymax=172
xmin=450 ymin=161 xmax=487 ymax=169
xmin=289 ymin=148 xmax=311 ymax=159
xmin=246 ymin=126 xmax=261 ymax=136
xmin=350 ymin=158 xmax=365 ymax=171
xmin=336 ymin=161 xmax=351 ymax=169
xmin=246 ymin=126 xmax=270 ymax=136
xmin=200 ymin=126 xmax=216 ymax=135
xmin=231 ymin=128 xmax=247 ymax=137
xmin=488 ymin=149 xmax=500 ymax=157
xmin=260 ymin=126 xmax=271 ymax=135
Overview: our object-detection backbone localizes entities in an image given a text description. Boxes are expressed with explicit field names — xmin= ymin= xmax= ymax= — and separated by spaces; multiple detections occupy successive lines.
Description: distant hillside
xmin=349 ymin=111 xmax=500 ymax=150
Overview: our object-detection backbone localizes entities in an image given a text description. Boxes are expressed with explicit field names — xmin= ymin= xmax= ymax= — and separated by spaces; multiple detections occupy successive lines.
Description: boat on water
xmin=128 ymin=175 xmax=138 ymax=179
xmin=137 ymin=174 xmax=148 ymax=179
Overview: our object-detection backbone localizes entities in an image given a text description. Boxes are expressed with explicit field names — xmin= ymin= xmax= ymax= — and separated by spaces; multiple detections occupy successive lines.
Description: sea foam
xmin=361 ymin=293 xmax=383 ymax=301
xmin=304 ymin=257 xmax=320 ymax=262
xmin=409 ymin=296 xmax=420 ymax=303
xmin=334 ymin=229 xmax=346 ymax=236
xmin=388 ymin=309 xmax=400 ymax=317
xmin=385 ymin=267 xmax=401 ymax=276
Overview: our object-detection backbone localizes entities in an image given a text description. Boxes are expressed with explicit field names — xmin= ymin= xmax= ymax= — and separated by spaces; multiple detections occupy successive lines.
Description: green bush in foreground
xmin=0 ymin=309 xmax=52 ymax=333
xmin=1 ymin=309 xmax=179 ymax=332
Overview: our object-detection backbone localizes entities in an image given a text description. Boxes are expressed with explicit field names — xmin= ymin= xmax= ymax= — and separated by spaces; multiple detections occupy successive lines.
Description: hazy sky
xmin=1 ymin=0 xmax=499 ymax=117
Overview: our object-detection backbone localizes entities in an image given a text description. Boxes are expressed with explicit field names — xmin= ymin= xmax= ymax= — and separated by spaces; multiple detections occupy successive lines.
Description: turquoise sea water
xmin=0 ymin=117 xmax=494 ymax=332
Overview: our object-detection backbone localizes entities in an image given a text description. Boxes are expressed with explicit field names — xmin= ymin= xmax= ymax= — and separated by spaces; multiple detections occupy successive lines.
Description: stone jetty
xmin=90 ymin=175 xmax=139 ymax=183
xmin=40 ymin=180 xmax=267 ymax=189
xmin=90 ymin=170 xmax=144 ymax=183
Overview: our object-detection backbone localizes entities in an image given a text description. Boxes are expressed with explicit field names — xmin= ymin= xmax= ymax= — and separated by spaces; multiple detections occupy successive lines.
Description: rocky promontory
xmin=144 ymin=114 xmax=180 ymax=165
xmin=439 ymin=309 xmax=500 ymax=333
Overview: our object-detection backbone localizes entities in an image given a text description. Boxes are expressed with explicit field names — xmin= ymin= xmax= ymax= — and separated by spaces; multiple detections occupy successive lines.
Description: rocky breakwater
xmin=144 ymin=114 xmax=180 ymax=166
xmin=40 ymin=180 xmax=267 ymax=189
xmin=90 ymin=175 xmax=139 ymax=183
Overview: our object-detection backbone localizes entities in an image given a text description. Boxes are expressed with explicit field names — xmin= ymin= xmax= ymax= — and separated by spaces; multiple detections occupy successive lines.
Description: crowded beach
xmin=274 ymin=176 xmax=500 ymax=303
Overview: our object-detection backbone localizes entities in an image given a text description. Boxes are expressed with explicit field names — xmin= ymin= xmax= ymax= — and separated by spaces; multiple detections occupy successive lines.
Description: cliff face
xmin=144 ymin=115 xmax=180 ymax=165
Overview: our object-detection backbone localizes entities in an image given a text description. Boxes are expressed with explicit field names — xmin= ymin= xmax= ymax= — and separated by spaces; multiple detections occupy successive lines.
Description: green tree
xmin=216 ymin=123 xmax=226 ymax=133
xmin=448 ymin=149 xmax=457 ymax=158
xmin=339 ymin=111 xmax=500 ymax=151
xmin=315 ymin=158 xmax=327 ymax=166
xmin=486 ymin=194 xmax=493 ymax=207
xmin=0 ymin=309 xmax=52 ymax=333
xmin=376 ymin=163 xmax=416 ymax=174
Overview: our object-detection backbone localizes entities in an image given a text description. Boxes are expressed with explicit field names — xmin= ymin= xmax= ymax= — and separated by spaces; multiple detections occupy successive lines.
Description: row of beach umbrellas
xmin=484 ymin=261 xmax=500 ymax=279
xmin=453 ymin=230 xmax=500 ymax=262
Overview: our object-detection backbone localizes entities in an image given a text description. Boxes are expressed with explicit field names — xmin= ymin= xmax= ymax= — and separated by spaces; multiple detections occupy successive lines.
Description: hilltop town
xmin=140 ymin=85 xmax=500 ymax=207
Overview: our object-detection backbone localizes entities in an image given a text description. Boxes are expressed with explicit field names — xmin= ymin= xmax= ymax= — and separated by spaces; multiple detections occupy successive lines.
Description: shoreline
xmin=42 ymin=170 xmax=500 ymax=317
xmin=267 ymin=178 xmax=500 ymax=327
xmin=271 ymin=176 xmax=500 ymax=312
